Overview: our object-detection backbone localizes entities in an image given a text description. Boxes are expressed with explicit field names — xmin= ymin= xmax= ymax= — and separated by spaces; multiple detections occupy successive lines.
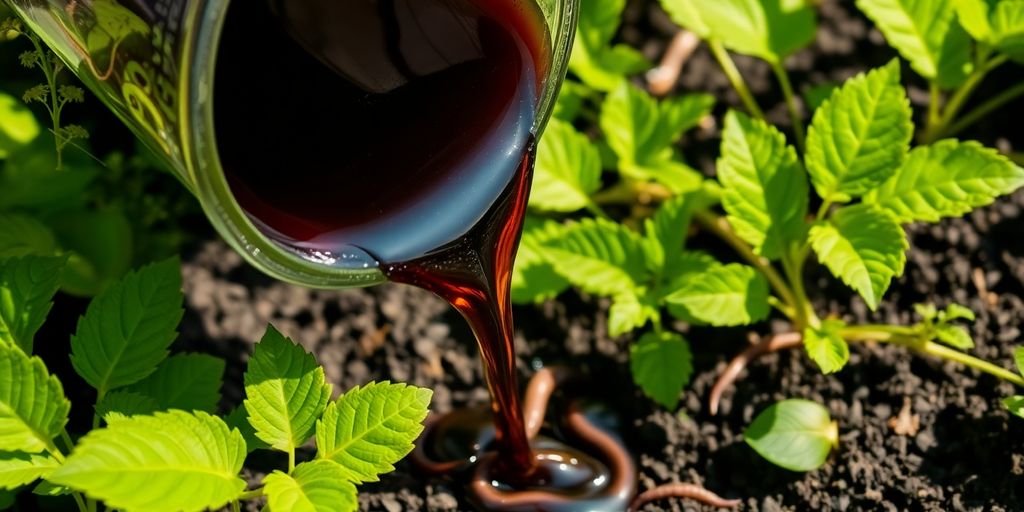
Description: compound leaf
xmin=810 ymin=205 xmax=907 ymax=310
xmin=263 ymin=460 xmax=358 ymax=512
xmin=630 ymin=331 xmax=693 ymax=410
xmin=0 ymin=256 xmax=65 ymax=353
xmin=865 ymin=140 xmax=1024 ymax=223
xmin=316 ymin=382 xmax=431 ymax=483
xmin=69 ymin=258 xmax=183 ymax=394
xmin=0 ymin=342 xmax=70 ymax=453
xmin=49 ymin=411 xmax=246 ymax=512
xmin=745 ymin=399 xmax=838 ymax=472
xmin=543 ymin=218 xmax=649 ymax=297
xmin=244 ymin=326 xmax=332 ymax=453
xmin=718 ymin=110 xmax=809 ymax=260
xmin=805 ymin=60 xmax=913 ymax=201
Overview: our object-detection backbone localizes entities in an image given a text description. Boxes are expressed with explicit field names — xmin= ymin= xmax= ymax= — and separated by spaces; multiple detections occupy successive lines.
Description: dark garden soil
xmin=29 ymin=0 xmax=1024 ymax=510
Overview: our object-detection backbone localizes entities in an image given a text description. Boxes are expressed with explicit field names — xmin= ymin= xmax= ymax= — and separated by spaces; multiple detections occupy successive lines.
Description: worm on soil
xmin=628 ymin=483 xmax=742 ymax=511
xmin=647 ymin=30 xmax=701 ymax=96
xmin=709 ymin=331 xmax=804 ymax=415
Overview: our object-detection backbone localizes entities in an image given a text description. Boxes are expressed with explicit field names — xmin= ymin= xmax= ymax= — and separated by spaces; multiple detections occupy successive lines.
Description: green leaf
xmin=718 ymin=110 xmax=809 ymax=260
xmin=224 ymin=406 xmax=270 ymax=453
xmin=244 ymin=326 xmax=332 ymax=453
xmin=126 ymin=353 xmax=224 ymax=413
xmin=803 ymin=82 xmax=840 ymax=111
xmin=1004 ymin=395 xmax=1024 ymax=419
xmin=810 ymin=204 xmax=907 ymax=310
xmin=803 ymin=320 xmax=850 ymax=374
xmin=94 ymin=391 xmax=158 ymax=424
xmin=954 ymin=0 xmax=997 ymax=40
xmin=0 ymin=489 xmax=11 ymax=510
xmin=49 ymin=411 xmax=246 ymax=512
xmin=543 ymin=218 xmax=650 ymax=297
xmin=630 ymin=331 xmax=693 ymax=409
xmin=665 ymin=264 xmax=770 ymax=326
xmin=33 ymin=480 xmax=72 ymax=496
xmin=745 ymin=399 xmax=838 ymax=471
xmin=0 ymin=341 xmax=70 ymax=453
xmin=1014 ymin=347 xmax=1024 ymax=377
xmin=70 ymin=258 xmax=183 ymax=394
xmin=553 ymin=80 xmax=589 ymax=121
xmin=0 ymin=143 xmax=98 ymax=212
xmin=316 ymin=381 xmax=432 ymax=483
xmin=600 ymin=83 xmax=706 ymax=193
xmin=49 ymin=208 xmax=133 ymax=297
xmin=569 ymin=0 xmax=650 ymax=90
xmin=934 ymin=324 xmax=974 ymax=349
xmin=944 ymin=303 xmax=976 ymax=322
xmin=644 ymin=190 xmax=714 ymax=275
xmin=263 ymin=460 xmax=358 ymax=512
xmin=660 ymin=0 xmax=817 ymax=61
xmin=0 ymin=215 xmax=57 ymax=259
xmin=855 ymin=0 xmax=973 ymax=88
xmin=805 ymin=61 xmax=913 ymax=201
xmin=0 ymin=92 xmax=40 ymax=159
xmin=0 ymin=452 xmax=58 ymax=490
xmin=531 ymin=119 xmax=602 ymax=212
xmin=991 ymin=1 xmax=1024 ymax=61
xmin=511 ymin=218 xmax=570 ymax=304
xmin=865 ymin=140 xmax=1024 ymax=223
xmin=608 ymin=290 xmax=659 ymax=337
xmin=0 ymin=256 xmax=65 ymax=353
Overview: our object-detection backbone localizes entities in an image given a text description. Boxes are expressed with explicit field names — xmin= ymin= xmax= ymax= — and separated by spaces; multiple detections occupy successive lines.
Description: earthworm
xmin=709 ymin=331 xmax=804 ymax=415
xmin=647 ymin=30 xmax=701 ymax=96
xmin=628 ymin=483 xmax=742 ymax=511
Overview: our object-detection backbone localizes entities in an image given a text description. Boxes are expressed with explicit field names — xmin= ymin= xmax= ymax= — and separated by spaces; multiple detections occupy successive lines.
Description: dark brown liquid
xmin=213 ymin=0 xmax=635 ymax=508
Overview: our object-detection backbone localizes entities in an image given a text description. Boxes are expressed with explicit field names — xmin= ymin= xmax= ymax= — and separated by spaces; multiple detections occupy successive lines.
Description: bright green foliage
xmin=531 ymin=119 xmax=603 ymax=212
xmin=866 ymin=140 xmax=1024 ymax=223
xmin=553 ymin=80 xmax=589 ymax=121
xmin=316 ymin=382 xmax=432 ymax=483
xmin=600 ymin=83 xmax=709 ymax=193
xmin=805 ymin=61 xmax=913 ymax=201
xmin=0 ymin=341 xmax=69 ymax=453
xmin=660 ymin=0 xmax=817 ymax=62
xmin=511 ymin=219 xmax=570 ymax=304
xmin=665 ymin=264 xmax=770 ymax=326
xmin=915 ymin=302 xmax=977 ymax=349
xmin=803 ymin=319 xmax=850 ymax=374
xmin=0 ymin=92 xmax=39 ymax=158
xmin=0 ymin=214 xmax=57 ymax=258
xmin=542 ymin=218 xmax=649 ymax=296
xmin=718 ymin=110 xmax=809 ymax=260
xmin=263 ymin=460 xmax=358 ymax=512
xmin=955 ymin=0 xmax=998 ymax=40
xmin=855 ymin=0 xmax=972 ymax=88
xmin=630 ymin=331 xmax=693 ymax=409
xmin=1015 ymin=347 xmax=1024 ymax=376
xmin=745 ymin=399 xmax=838 ymax=471
xmin=127 ymin=353 xmax=224 ymax=413
xmin=934 ymin=324 xmax=974 ymax=349
xmin=1003 ymin=396 xmax=1024 ymax=419
xmin=568 ymin=0 xmax=649 ymax=91
xmin=809 ymin=205 xmax=908 ymax=310
xmin=224 ymin=406 xmax=270 ymax=453
xmin=94 ymin=391 xmax=158 ymax=423
xmin=955 ymin=0 xmax=1024 ymax=60
xmin=69 ymin=257 xmax=183 ymax=394
xmin=608 ymin=290 xmax=660 ymax=337
xmin=49 ymin=411 xmax=247 ymax=512
xmin=244 ymin=326 xmax=332 ymax=453
xmin=0 ymin=452 xmax=58 ymax=490
xmin=0 ymin=256 xmax=64 ymax=352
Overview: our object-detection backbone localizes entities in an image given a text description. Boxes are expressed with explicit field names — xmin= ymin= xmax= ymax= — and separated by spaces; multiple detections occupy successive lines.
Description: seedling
xmin=0 ymin=256 xmax=431 ymax=512
xmin=515 ymin=0 xmax=1024 ymax=470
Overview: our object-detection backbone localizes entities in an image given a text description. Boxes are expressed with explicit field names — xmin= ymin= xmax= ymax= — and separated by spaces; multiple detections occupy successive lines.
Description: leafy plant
xmin=744 ymin=399 xmax=838 ymax=472
xmin=515 ymin=0 xmax=1024 ymax=468
xmin=0 ymin=256 xmax=432 ymax=512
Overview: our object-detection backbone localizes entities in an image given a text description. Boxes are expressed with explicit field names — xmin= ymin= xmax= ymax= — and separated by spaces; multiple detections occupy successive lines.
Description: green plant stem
xmin=231 ymin=501 xmax=241 ymax=512
xmin=923 ymin=54 xmax=1009 ymax=143
xmin=927 ymin=83 xmax=942 ymax=129
xmin=59 ymin=429 xmax=75 ymax=453
xmin=288 ymin=447 xmax=296 ymax=472
xmin=237 ymin=489 xmax=264 ymax=501
xmin=841 ymin=325 xmax=1024 ymax=387
xmin=26 ymin=34 xmax=64 ymax=169
xmin=70 ymin=493 xmax=89 ymax=512
xmin=943 ymin=81 xmax=1024 ymax=139
xmin=584 ymin=201 xmax=612 ymax=220
xmin=692 ymin=210 xmax=798 ymax=313
xmin=770 ymin=60 xmax=805 ymax=153
xmin=708 ymin=40 xmax=766 ymax=120
xmin=44 ymin=435 xmax=93 ymax=512
xmin=780 ymin=250 xmax=815 ymax=330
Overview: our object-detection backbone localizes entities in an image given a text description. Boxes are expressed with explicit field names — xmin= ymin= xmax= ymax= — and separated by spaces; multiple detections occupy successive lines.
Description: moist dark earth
xmin=30 ymin=0 xmax=1024 ymax=510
